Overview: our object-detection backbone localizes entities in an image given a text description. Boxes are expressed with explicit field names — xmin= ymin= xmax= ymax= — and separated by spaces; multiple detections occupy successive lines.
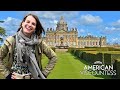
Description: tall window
xmin=96 ymin=42 xmax=98 ymax=45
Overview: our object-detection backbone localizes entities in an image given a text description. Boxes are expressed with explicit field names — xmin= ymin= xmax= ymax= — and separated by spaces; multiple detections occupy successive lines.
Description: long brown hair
xmin=17 ymin=14 xmax=45 ymax=37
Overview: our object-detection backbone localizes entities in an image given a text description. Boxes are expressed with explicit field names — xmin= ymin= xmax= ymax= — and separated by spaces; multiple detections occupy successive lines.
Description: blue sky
xmin=0 ymin=11 xmax=120 ymax=45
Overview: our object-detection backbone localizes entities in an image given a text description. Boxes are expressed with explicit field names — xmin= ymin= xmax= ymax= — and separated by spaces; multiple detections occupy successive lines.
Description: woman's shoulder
xmin=4 ymin=35 xmax=15 ymax=46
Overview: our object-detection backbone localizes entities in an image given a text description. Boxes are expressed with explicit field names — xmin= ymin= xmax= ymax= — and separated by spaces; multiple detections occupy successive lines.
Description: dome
xmin=58 ymin=16 xmax=67 ymax=24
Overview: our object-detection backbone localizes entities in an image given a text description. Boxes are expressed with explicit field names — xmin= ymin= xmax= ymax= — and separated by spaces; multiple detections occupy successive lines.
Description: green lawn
xmin=42 ymin=51 xmax=111 ymax=79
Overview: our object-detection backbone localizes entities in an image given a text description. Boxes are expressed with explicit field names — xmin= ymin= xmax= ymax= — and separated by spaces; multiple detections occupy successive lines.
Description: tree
xmin=0 ymin=20 xmax=6 ymax=43
xmin=0 ymin=27 xmax=6 ymax=42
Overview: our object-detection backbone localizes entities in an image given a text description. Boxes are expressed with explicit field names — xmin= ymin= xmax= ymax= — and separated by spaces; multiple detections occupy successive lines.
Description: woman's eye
xmin=32 ymin=23 xmax=36 ymax=26
xmin=26 ymin=21 xmax=30 ymax=23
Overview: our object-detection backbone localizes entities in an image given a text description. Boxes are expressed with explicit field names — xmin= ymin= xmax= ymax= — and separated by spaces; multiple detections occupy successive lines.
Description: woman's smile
xmin=25 ymin=25 xmax=33 ymax=31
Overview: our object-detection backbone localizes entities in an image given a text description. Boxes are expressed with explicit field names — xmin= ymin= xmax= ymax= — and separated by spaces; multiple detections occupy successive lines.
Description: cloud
xmin=0 ymin=17 xmax=21 ymax=36
xmin=79 ymin=14 xmax=103 ymax=25
xmin=111 ymin=19 xmax=120 ymax=28
xmin=77 ymin=29 xmax=86 ymax=36
xmin=24 ymin=11 xmax=80 ymax=20
xmin=99 ymin=18 xmax=120 ymax=35
xmin=110 ymin=38 xmax=120 ymax=44
xmin=79 ymin=29 xmax=85 ymax=33
xmin=101 ymin=26 xmax=120 ymax=34
xmin=4 ymin=17 xmax=21 ymax=26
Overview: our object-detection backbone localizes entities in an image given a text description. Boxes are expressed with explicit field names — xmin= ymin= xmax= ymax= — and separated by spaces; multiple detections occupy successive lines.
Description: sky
xmin=0 ymin=11 xmax=120 ymax=45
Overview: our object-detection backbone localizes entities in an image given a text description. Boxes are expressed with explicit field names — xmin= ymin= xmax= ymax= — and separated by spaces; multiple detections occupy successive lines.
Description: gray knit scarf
xmin=15 ymin=29 xmax=46 ymax=79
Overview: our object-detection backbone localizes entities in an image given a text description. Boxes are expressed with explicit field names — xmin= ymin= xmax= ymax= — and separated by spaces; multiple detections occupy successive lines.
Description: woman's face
xmin=22 ymin=15 xmax=37 ymax=37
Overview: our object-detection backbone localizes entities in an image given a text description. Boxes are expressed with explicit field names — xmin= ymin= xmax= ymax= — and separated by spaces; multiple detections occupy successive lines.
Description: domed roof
xmin=58 ymin=16 xmax=67 ymax=24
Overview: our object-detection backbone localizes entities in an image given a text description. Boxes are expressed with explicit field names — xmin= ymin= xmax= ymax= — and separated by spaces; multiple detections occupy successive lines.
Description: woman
xmin=0 ymin=14 xmax=57 ymax=79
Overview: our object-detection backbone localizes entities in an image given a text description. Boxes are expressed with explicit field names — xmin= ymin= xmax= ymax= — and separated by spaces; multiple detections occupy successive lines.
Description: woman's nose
xmin=28 ymin=23 xmax=32 ymax=27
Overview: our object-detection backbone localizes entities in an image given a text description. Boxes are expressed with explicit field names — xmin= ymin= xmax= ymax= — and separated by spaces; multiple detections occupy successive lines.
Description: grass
xmin=42 ymin=51 xmax=111 ymax=79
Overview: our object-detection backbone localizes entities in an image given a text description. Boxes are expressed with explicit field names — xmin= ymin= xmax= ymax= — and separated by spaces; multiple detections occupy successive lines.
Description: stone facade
xmin=43 ymin=16 xmax=106 ymax=48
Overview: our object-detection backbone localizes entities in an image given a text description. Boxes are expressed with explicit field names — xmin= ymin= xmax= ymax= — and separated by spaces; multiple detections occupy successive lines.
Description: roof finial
xmin=60 ymin=16 xmax=64 ymax=20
